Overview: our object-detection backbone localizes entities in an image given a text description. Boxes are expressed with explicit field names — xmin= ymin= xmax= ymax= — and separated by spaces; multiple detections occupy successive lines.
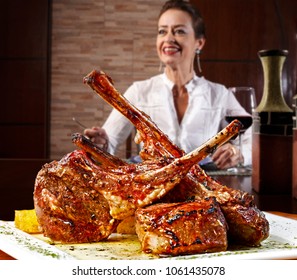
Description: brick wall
xmin=51 ymin=0 xmax=166 ymax=159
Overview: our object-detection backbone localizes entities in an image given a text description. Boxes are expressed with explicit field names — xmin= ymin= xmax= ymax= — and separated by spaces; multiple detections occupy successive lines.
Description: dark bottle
xmin=252 ymin=49 xmax=293 ymax=194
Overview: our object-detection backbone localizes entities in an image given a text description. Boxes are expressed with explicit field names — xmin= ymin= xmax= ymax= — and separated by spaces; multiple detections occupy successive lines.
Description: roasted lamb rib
xmin=83 ymin=70 xmax=269 ymax=246
xmin=34 ymin=120 xmax=238 ymax=243
xmin=135 ymin=197 xmax=228 ymax=256
xmin=34 ymin=150 xmax=118 ymax=243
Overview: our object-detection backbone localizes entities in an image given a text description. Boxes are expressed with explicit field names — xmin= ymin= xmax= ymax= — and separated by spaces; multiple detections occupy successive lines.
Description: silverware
xmin=72 ymin=117 xmax=87 ymax=129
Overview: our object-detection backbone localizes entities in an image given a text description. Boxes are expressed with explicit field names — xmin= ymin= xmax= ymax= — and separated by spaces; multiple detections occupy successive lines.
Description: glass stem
xmin=238 ymin=132 xmax=243 ymax=167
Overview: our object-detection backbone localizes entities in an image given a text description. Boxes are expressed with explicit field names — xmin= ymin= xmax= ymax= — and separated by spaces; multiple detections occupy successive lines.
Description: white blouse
xmin=103 ymin=73 xmax=252 ymax=165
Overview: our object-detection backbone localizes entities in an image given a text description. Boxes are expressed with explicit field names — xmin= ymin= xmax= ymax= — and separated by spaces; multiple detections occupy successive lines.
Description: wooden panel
xmin=196 ymin=0 xmax=283 ymax=58
xmin=0 ymin=60 xmax=47 ymax=124
xmin=0 ymin=125 xmax=46 ymax=158
xmin=0 ymin=0 xmax=49 ymax=58
xmin=191 ymin=0 xmax=297 ymax=107
xmin=0 ymin=159 xmax=49 ymax=221
xmin=277 ymin=0 xmax=297 ymax=106
xmin=0 ymin=1 xmax=50 ymax=220
xmin=201 ymin=62 xmax=263 ymax=105
xmin=0 ymin=0 xmax=50 ymax=159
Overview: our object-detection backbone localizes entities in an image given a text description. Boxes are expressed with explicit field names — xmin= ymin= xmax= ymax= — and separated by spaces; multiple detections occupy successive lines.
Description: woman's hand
xmin=84 ymin=126 xmax=109 ymax=150
xmin=211 ymin=143 xmax=243 ymax=170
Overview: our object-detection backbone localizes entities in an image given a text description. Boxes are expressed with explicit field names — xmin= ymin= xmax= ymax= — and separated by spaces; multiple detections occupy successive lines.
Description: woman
xmin=84 ymin=0 xmax=251 ymax=170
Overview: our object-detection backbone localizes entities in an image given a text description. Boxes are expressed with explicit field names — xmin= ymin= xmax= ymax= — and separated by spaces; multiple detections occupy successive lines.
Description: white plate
xmin=1 ymin=212 xmax=297 ymax=260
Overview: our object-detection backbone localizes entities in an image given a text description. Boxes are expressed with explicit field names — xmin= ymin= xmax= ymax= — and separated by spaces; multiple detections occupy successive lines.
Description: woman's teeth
xmin=164 ymin=47 xmax=179 ymax=54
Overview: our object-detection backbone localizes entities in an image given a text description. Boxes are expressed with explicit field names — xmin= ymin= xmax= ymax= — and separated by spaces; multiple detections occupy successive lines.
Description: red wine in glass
xmin=227 ymin=87 xmax=256 ymax=174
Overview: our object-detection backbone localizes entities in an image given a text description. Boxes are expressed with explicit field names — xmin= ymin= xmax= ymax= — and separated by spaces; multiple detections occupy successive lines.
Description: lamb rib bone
xmin=83 ymin=70 xmax=241 ymax=161
xmin=82 ymin=70 xmax=244 ymax=194
xmin=71 ymin=118 xmax=240 ymax=220
xmin=82 ymin=70 xmax=249 ymax=203
xmin=82 ymin=70 xmax=247 ymax=206
xmin=72 ymin=133 xmax=198 ymax=204
xmin=132 ymin=120 xmax=240 ymax=184
xmin=84 ymin=70 xmax=189 ymax=159
xmin=72 ymin=132 xmax=127 ymax=167
xmin=83 ymin=70 xmax=243 ymax=187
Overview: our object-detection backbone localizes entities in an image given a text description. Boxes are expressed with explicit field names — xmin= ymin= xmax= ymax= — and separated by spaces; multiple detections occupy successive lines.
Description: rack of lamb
xmin=33 ymin=70 xmax=269 ymax=256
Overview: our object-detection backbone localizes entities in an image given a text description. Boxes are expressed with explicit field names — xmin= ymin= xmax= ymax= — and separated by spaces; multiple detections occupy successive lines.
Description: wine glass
xmin=226 ymin=87 xmax=257 ymax=174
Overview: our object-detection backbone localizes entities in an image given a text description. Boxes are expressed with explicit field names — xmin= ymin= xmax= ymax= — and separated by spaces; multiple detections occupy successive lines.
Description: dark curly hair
xmin=158 ymin=0 xmax=206 ymax=39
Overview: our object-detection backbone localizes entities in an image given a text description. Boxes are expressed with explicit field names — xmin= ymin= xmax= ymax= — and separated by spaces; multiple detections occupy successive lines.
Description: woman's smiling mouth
xmin=163 ymin=46 xmax=181 ymax=55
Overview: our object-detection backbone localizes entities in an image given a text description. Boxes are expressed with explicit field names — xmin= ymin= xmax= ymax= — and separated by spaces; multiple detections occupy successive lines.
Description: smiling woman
xmin=84 ymin=0 xmax=252 ymax=171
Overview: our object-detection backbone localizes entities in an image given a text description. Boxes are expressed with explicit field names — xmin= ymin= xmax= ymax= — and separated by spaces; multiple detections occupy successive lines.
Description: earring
xmin=196 ymin=49 xmax=202 ymax=73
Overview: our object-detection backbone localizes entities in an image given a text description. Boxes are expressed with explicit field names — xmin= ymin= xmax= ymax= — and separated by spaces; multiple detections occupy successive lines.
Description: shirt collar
xmin=185 ymin=74 xmax=200 ymax=93
xmin=161 ymin=72 xmax=205 ymax=93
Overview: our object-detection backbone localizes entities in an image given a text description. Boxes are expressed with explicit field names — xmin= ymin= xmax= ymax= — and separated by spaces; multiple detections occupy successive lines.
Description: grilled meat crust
xmin=34 ymin=150 xmax=119 ymax=243
xmin=221 ymin=204 xmax=269 ymax=246
xmin=135 ymin=197 xmax=228 ymax=256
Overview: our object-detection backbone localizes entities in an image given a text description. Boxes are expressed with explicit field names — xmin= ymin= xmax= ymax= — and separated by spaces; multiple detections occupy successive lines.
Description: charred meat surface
xmin=135 ymin=197 xmax=228 ymax=256
xmin=34 ymin=150 xmax=118 ymax=243
xmin=221 ymin=204 xmax=269 ymax=246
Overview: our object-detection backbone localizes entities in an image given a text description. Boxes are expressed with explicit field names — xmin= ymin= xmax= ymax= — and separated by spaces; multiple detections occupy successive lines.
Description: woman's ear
xmin=196 ymin=37 xmax=206 ymax=51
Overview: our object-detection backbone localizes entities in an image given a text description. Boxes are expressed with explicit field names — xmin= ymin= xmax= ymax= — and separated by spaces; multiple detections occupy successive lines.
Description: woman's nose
xmin=165 ymin=32 xmax=176 ymax=43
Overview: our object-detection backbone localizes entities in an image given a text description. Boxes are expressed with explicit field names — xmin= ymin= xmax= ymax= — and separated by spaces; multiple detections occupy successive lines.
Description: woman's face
xmin=156 ymin=9 xmax=204 ymax=70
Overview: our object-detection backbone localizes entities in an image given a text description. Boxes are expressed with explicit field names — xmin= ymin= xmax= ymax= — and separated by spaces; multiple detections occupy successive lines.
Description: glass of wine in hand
xmin=226 ymin=87 xmax=256 ymax=174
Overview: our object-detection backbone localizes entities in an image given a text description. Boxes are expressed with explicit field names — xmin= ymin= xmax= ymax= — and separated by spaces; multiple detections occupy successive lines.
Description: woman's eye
xmin=158 ymin=29 xmax=166 ymax=35
xmin=174 ymin=29 xmax=186 ymax=35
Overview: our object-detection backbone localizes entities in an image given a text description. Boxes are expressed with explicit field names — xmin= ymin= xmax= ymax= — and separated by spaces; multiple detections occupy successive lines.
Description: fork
xmin=72 ymin=117 xmax=87 ymax=129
